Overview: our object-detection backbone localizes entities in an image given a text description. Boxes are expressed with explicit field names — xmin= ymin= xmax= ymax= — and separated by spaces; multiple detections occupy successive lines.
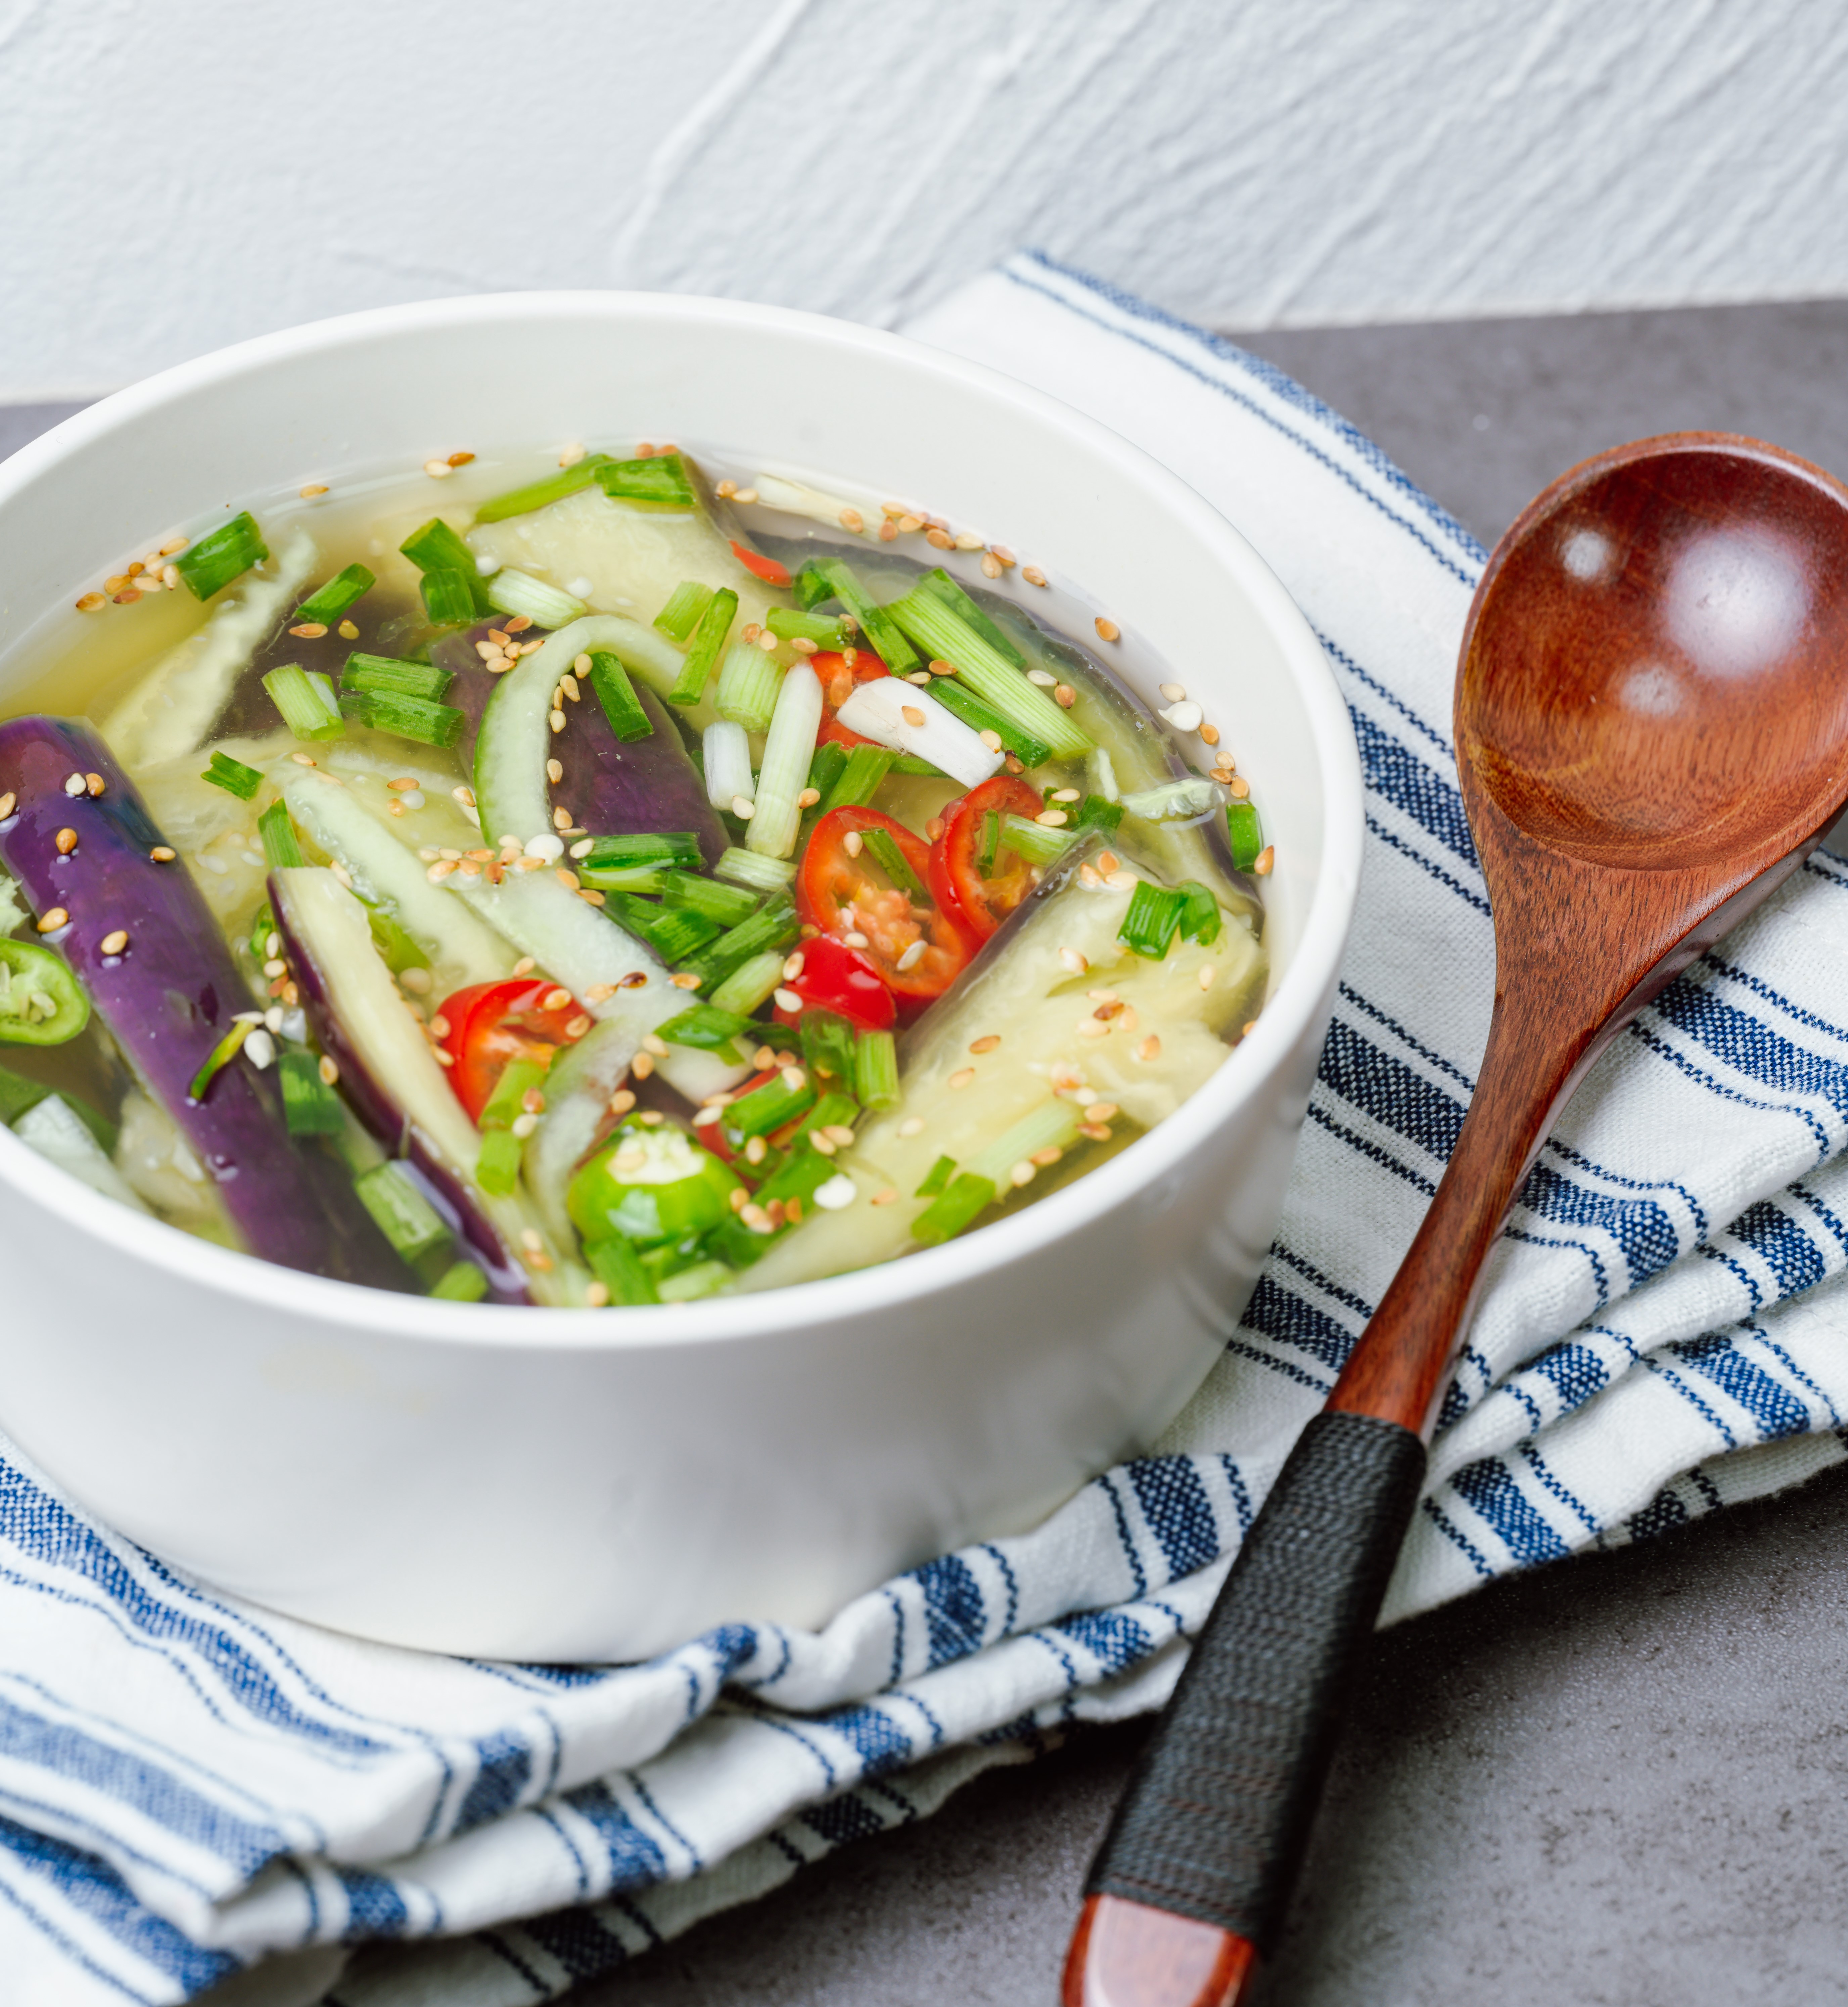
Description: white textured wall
xmin=5 ymin=0 xmax=1846 ymax=398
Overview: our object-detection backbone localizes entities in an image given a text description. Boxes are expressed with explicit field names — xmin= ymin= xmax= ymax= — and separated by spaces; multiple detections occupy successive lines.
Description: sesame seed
xmin=843 ymin=931 xmax=870 ymax=948
xmin=797 ymin=787 xmax=821 ymax=808
xmin=0 ymin=794 xmax=12 ymax=821
xmin=631 ymin=1051 xmax=655 ymax=1080
xmin=990 ymin=545 xmax=1017 ymax=566
xmin=36 ymin=908 xmax=67 ymax=933
xmin=670 ymin=971 xmax=701 ymax=989
xmin=949 ymin=1068 xmax=975 ymax=1089
xmin=773 ymin=986 xmax=803 ymax=1012
xmin=426 ymin=860 xmax=456 ymax=881
xmin=1022 ymin=566 xmax=1048 ymax=588
xmin=899 ymin=1116 xmax=925 ymax=1137
xmin=424 ymin=459 xmax=452 ymax=478
xmin=969 ymin=1034 xmax=1001 ymax=1054
xmin=149 ymin=845 xmax=175 ymax=862
xmin=1106 ymin=869 xmax=1138 ymax=891
xmin=1035 ymin=809 xmax=1068 ymax=828
xmin=906 ymin=671 xmax=932 ymax=686
xmin=1199 ymin=965 xmax=1216 ymax=991
xmin=608 ymin=1088 xmax=637 ymax=1116
xmin=823 ymin=1124 xmax=856 ymax=1148
xmin=978 ymin=729 xmax=1003 ymax=752
xmin=263 ymin=957 xmax=287 ymax=977
xmin=549 ymin=710 xmax=566 ymax=733
xmin=980 ymin=553 xmax=1002 ymax=579
xmin=811 ymin=1133 xmax=838 ymax=1156
xmin=75 ymin=592 xmax=105 ymax=612
xmin=510 ymin=1112 xmax=539 ymax=1140
xmin=744 ymin=1136 xmax=768 ymax=1167
xmin=1097 ymin=851 xmax=1120 ymax=876
xmin=1050 ymin=787 xmax=1081 ymax=802
xmin=1229 ymin=775 xmax=1251 ymax=800
xmin=100 ymin=929 xmax=128 ymax=955
xmin=1080 ymin=1122 xmax=1112 ymax=1142
xmin=735 ymin=487 xmax=758 ymax=505
xmin=1026 ymin=669 xmax=1058 ymax=688
xmin=731 ymin=796 xmax=754 ymax=820
xmin=896 ymin=940 xmax=926 ymax=972
xmin=1137 ymin=1035 xmax=1161 ymax=1061
xmin=1030 ymin=1146 xmax=1064 ymax=1167
xmin=1199 ymin=723 xmax=1221 ymax=747
xmin=870 ymin=1187 xmax=899 ymax=1206
xmin=585 ymin=1281 xmax=611 ymax=1307
xmin=926 ymin=528 xmax=952 ymax=549
xmin=1076 ymin=1018 xmax=1108 ymax=1039
xmin=843 ymin=830 xmax=863 ymax=858
xmin=840 ymin=507 xmax=865 ymax=534
xmin=506 ymin=616 xmax=533 ymax=634
xmin=448 ymin=451 xmax=475 ymax=468
xmin=901 ymin=704 xmax=926 ymax=727
xmin=62 ymin=773 xmax=85 ymax=797
xmin=925 ymin=817 xmax=945 ymax=843
xmin=1253 ymin=846 xmax=1275 ymax=876
xmin=1057 ymin=947 xmax=1088 ymax=975
xmin=1010 ymin=1160 xmax=1036 ymax=1187
xmin=338 ymin=619 xmax=360 ymax=640
xmin=434 ymin=1047 xmax=454 ymax=1066
xmin=1094 ymin=617 xmax=1120 ymax=643
xmin=1159 ymin=683 xmax=1186 ymax=702
xmin=53 ymin=827 xmax=77 ymax=854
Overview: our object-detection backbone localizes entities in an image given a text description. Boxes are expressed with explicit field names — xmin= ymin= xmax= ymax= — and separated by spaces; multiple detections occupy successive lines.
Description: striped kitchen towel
xmin=1 ymin=252 xmax=1845 ymax=2006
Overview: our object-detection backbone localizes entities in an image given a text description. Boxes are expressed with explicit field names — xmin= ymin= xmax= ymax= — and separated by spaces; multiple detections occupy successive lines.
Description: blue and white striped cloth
xmin=4 ymin=253 xmax=1846 ymax=2005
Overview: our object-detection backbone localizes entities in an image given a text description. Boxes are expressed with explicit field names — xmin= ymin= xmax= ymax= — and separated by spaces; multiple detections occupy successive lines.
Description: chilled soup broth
xmin=0 ymin=441 xmax=1269 ymax=1307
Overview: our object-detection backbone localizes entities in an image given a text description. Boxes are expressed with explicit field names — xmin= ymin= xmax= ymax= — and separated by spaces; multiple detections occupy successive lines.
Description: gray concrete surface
xmin=14 ymin=299 xmax=1848 ymax=2004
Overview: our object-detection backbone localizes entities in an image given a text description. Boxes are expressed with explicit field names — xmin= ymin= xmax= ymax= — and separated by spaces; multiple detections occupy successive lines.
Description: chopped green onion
xmin=883 ymin=589 xmax=1089 ymax=758
xmin=261 ymin=666 xmax=345 ymax=747
xmin=186 ymin=1018 xmax=252 ymax=1102
xmin=918 ymin=567 xmax=1025 ymax=665
xmin=585 ymin=650 xmax=653 ymax=743
xmin=656 ymin=1258 xmax=731 ymax=1303
xmin=798 ymin=1008 xmax=856 ymax=1084
xmin=1226 ymin=801 xmax=1264 ymax=872
xmin=586 ymin=1234 xmax=660 ymax=1306
xmin=473 ymin=454 xmax=614 ymax=525
xmin=853 ymin=1028 xmax=899 ymax=1111
xmin=793 ymin=1091 xmax=859 ymax=1149
xmin=913 ymin=1170 xmax=997 ymax=1246
xmin=258 ymin=800 xmax=306 ymax=871
xmin=728 ymin=1071 xmax=815 ymax=1138
xmin=713 ymin=847 xmax=795 ymax=895
xmin=597 ymin=453 xmax=696 ymax=510
xmin=294 ymin=564 xmax=374 ymax=625
xmin=747 ymin=660 xmax=823 ymax=859
xmin=480 ymin=1056 xmax=549 ymax=1131
xmin=999 ymin=812 xmax=1073 ymax=866
xmin=1176 ymin=880 xmax=1223 ymax=945
xmin=174 ymin=512 xmax=268 ymax=600
xmin=803 ymin=558 xmax=919 ymax=671
xmin=607 ymin=894 xmax=722 ymax=963
xmin=889 ymin=753 xmax=951 ymax=778
xmin=306 ymin=672 xmax=341 ymax=727
xmin=354 ymin=1162 xmax=449 ymax=1258
xmin=655 ymin=1002 xmax=756 ymax=1052
xmin=579 ymin=861 xmax=670 ymax=895
xmin=680 ymin=897 xmax=800 ymax=991
xmin=399 ymin=516 xmax=478 ymax=578
xmin=805 ymin=740 xmax=849 ymax=800
xmin=654 ymin=580 xmax=715 ymax=644
xmin=821 ymin=743 xmax=894 ymax=812
xmin=486 ymin=568 xmax=588 ymax=629
xmin=420 ymin=568 xmax=478 ymax=627
xmin=707 ymin=948 xmax=786 ymax=1016
xmin=862 ymin=826 xmax=931 ymax=905
xmin=342 ymin=690 xmax=466 ymax=748
xmin=966 ymin=1098 xmax=1082 ymax=1187
xmin=475 ymin=1127 xmax=524 ymax=1197
xmin=430 ymin=1261 xmax=490 ymax=1302
xmin=1117 ymin=879 xmax=1187 ymax=960
xmin=659 ymin=872 xmax=760 ymax=926
xmin=977 ymin=810 xmax=1002 ymax=878
xmin=583 ymin=831 xmax=704 ymax=870
xmin=921 ymin=678 xmax=1053 ymax=768
xmin=365 ymin=903 xmax=428 ymax=974
xmin=791 ymin=560 xmax=835 ymax=611
xmin=669 ymin=586 xmax=738 ymax=705
xmin=766 ymin=605 xmax=849 ymax=649
xmin=752 ymin=1146 xmax=845 ymax=1212
xmin=278 ymin=1050 xmax=345 ymax=1136
xmin=915 ymin=1154 xmax=957 ymax=1199
xmin=341 ymin=652 xmax=455 ymax=701
xmin=713 ymin=639 xmax=783 ymax=732
xmin=1075 ymin=794 xmax=1124 ymax=834
xmin=201 ymin=751 xmax=263 ymax=801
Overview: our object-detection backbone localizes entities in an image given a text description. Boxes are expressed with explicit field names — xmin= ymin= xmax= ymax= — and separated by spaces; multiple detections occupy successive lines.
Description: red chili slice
xmin=437 ymin=978 xmax=586 ymax=1121
xmin=730 ymin=540 xmax=791 ymax=588
xmin=812 ymin=648 xmax=891 ymax=749
xmin=928 ymin=775 xmax=1046 ymax=941
xmin=771 ymin=934 xmax=896 ymax=1032
xmin=796 ymin=805 xmax=976 ymax=1001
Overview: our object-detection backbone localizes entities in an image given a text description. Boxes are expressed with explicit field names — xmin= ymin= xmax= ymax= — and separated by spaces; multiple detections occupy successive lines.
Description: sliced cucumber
xmin=522 ymin=1017 xmax=641 ymax=1250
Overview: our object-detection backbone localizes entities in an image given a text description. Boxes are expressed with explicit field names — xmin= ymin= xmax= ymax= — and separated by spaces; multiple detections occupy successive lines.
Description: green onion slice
xmin=294 ymin=564 xmax=374 ymax=625
xmin=175 ymin=513 xmax=268 ymax=601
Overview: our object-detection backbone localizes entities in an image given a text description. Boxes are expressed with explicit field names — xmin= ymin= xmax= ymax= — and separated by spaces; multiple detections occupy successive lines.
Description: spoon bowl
xmin=1065 ymin=432 xmax=1848 ymax=2007
xmin=1462 ymin=435 xmax=1848 ymax=870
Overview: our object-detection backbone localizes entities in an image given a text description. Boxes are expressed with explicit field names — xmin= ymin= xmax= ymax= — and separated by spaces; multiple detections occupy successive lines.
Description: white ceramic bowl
xmin=0 ymin=293 xmax=1361 ymax=1660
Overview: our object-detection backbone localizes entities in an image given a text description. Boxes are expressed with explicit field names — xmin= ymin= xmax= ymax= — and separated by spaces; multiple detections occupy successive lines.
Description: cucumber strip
xmin=522 ymin=1016 xmax=642 ymax=1251
xmin=11 ymin=1095 xmax=152 ymax=1215
xmin=883 ymin=588 xmax=1090 ymax=759
xmin=278 ymin=766 xmax=516 ymax=990
xmin=473 ymin=615 xmax=688 ymax=851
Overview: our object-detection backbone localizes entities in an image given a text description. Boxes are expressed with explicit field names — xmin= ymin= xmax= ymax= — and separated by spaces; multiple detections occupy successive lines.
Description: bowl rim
xmin=0 ymin=287 xmax=1364 ymax=1354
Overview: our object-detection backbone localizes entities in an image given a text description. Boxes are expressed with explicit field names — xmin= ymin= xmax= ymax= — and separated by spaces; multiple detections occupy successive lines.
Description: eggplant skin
xmin=569 ymin=681 xmax=728 ymax=868
xmin=0 ymin=716 xmax=411 ymax=1291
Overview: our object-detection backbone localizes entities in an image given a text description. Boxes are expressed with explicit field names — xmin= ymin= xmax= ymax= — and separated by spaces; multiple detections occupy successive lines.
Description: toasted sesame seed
xmin=52 ymin=827 xmax=77 ymax=855
xmin=631 ymin=1050 xmax=656 ymax=1080
xmin=1198 ymin=722 xmax=1222 ymax=748
xmin=75 ymin=592 xmax=105 ymax=612
xmin=990 ymin=545 xmax=1016 ymax=566
xmin=608 ymin=1088 xmax=637 ymax=1117
xmin=980 ymin=553 xmax=1003 ymax=579
xmin=949 ymin=1068 xmax=975 ymax=1089
xmin=1053 ymin=684 xmax=1076 ymax=708
xmin=453 ymin=785 xmax=477 ymax=808
xmin=506 ymin=616 xmax=533 ymax=634
xmin=670 ymin=971 xmax=701 ymax=989
xmin=448 ymin=451 xmax=475 ymax=468
xmin=149 ymin=845 xmax=175 ymax=862
xmin=716 ymin=478 xmax=737 ymax=498
xmin=735 ymin=487 xmax=758 ymax=504
xmin=548 ymin=710 xmax=566 ymax=733
xmin=426 ymin=860 xmax=456 ymax=882
xmin=843 ymin=830 xmax=863 ymax=858
xmin=1022 ymin=566 xmax=1048 ymax=588
xmin=810 ymin=1132 xmax=838 ymax=1157
xmin=1076 ymin=1017 xmax=1108 ymax=1038
xmin=1080 ymin=1122 xmax=1112 ymax=1142
xmin=870 ymin=1187 xmax=899 ymax=1206
xmin=1253 ymin=845 xmax=1275 ymax=876
xmin=1097 ymin=851 xmax=1120 ymax=876
xmin=969 ymin=1034 xmax=1001 ymax=1054
xmin=99 ymin=928 xmax=128 ymax=955
xmin=1136 ymin=1035 xmax=1161 ymax=1062
xmin=0 ymin=794 xmax=12 ymax=821
xmin=926 ymin=528 xmax=952 ymax=549
xmin=36 ymin=908 xmax=68 ymax=933
xmin=901 ymin=704 xmax=926 ymax=727
xmin=840 ymin=507 xmax=865 ymax=534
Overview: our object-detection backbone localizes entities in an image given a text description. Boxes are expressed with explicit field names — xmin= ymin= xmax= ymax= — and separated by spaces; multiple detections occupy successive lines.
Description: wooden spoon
xmin=1063 ymin=433 xmax=1848 ymax=2007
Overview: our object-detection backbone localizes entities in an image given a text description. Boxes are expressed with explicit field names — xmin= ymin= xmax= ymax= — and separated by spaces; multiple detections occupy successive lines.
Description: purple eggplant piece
xmin=563 ymin=680 xmax=727 ymax=867
xmin=0 ymin=717 xmax=410 ymax=1289
xmin=429 ymin=621 xmax=513 ymax=767
xmin=268 ymin=867 xmax=531 ymax=1305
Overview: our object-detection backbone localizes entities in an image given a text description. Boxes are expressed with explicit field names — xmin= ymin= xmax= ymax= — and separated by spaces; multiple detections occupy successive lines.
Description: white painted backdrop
xmin=4 ymin=0 xmax=1846 ymax=399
